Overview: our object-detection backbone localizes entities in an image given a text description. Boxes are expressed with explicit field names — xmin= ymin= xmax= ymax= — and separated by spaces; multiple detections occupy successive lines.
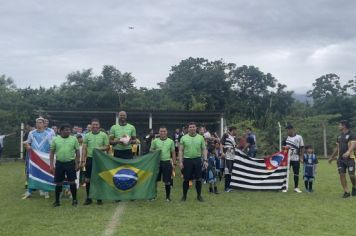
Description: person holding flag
xmin=150 ymin=126 xmax=176 ymax=202
xmin=82 ymin=118 xmax=109 ymax=205
xmin=179 ymin=122 xmax=207 ymax=202
xmin=23 ymin=117 xmax=54 ymax=199
xmin=50 ymin=123 xmax=80 ymax=207
xmin=109 ymin=111 xmax=137 ymax=159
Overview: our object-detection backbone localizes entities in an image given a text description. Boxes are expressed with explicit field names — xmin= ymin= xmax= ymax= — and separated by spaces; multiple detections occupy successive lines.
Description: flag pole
xmin=284 ymin=148 xmax=290 ymax=192
xmin=278 ymin=122 xmax=282 ymax=151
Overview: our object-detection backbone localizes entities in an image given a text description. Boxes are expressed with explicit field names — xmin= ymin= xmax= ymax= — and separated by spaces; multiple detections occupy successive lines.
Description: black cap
xmin=285 ymin=124 xmax=294 ymax=129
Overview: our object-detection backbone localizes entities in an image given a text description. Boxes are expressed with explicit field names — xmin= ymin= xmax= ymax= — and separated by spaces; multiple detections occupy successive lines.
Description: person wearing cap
xmin=282 ymin=124 xmax=304 ymax=193
xmin=23 ymin=117 xmax=55 ymax=199
xmin=329 ymin=120 xmax=356 ymax=198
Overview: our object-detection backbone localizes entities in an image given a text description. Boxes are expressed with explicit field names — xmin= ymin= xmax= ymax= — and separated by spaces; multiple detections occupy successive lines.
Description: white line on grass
xmin=103 ymin=202 xmax=126 ymax=236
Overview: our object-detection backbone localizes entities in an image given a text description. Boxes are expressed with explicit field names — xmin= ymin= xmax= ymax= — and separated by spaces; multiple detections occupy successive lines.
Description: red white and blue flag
xmin=28 ymin=149 xmax=56 ymax=191
xmin=230 ymin=149 xmax=289 ymax=190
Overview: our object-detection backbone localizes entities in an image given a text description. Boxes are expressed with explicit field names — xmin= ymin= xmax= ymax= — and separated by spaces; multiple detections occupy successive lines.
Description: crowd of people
xmin=14 ymin=111 xmax=356 ymax=207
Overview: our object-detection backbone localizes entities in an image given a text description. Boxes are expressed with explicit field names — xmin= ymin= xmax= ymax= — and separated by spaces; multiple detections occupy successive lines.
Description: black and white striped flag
xmin=230 ymin=149 xmax=289 ymax=191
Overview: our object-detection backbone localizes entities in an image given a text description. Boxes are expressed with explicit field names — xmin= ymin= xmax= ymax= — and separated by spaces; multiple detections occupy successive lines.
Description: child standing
xmin=207 ymin=148 xmax=219 ymax=194
xmin=303 ymin=145 xmax=318 ymax=192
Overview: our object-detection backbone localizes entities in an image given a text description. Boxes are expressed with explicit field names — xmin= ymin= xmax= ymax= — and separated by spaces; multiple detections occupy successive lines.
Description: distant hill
xmin=292 ymin=93 xmax=312 ymax=103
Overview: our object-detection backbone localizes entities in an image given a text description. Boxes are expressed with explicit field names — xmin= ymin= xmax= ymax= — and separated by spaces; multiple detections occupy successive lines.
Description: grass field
xmin=0 ymin=160 xmax=355 ymax=236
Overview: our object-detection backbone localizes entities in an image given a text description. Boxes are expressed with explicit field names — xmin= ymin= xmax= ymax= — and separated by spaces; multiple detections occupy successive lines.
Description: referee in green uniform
xmin=50 ymin=123 xmax=80 ymax=207
xmin=150 ymin=126 xmax=176 ymax=201
xmin=109 ymin=111 xmax=137 ymax=159
xmin=179 ymin=122 xmax=207 ymax=202
xmin=82 ymin=118 xmax=109 ymax=205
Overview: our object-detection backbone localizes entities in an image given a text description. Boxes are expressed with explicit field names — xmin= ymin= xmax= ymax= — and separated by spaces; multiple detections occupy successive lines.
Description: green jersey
xmin=150 ymin=137 xmax=175 ymax=161
xmin=180 ymin=134 xmax=206 ymax=158
xmin=84 ymin=131 xmax=109 ymax=158
xmin=51 ymin=136 xmax=79 ymax=162
xmin=109 ymin=123 xmax=136 ymax=150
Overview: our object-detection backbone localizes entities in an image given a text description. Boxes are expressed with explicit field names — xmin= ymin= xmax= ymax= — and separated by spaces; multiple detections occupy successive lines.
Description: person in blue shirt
xmin=303 ymin=145 xmax=318 ymax=192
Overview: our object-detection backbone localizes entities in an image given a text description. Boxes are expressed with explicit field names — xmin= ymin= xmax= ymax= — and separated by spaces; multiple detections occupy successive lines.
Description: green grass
xmin=0 ymin=160 xmax=355 ymax=235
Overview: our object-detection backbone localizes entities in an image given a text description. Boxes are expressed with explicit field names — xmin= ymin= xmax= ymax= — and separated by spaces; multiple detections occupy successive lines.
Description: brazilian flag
xmin=90 ymin=149 xmax=161 ymax=200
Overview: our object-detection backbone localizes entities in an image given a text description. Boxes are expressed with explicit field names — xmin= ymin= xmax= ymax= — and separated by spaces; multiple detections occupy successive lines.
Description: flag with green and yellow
xmin=90 ymin=149 xmax=161 ymax=200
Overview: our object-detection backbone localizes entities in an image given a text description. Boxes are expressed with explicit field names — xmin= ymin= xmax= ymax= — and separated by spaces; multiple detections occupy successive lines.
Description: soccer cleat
xmin=83 ymin=199 xmax=93 ymax=205
xmin=342 ymin=192 xmax=351 ymax=198
xmin=304 ymin=188 xmax=310 ymax=193
xmin=22 ymin=191 xmax=32 ymax=199
xmin=352 ymin=188 xmax=356 ymax=196
xmin=97 ymin=200 xmax=103 ymax=205
xmin=166 ymin=198 xmax=171 ymax=202
xmin=294 ymin=188 xmax=302 ymax=193
xmin=44 ymin=192 xmax=50 ymax=199
xmin=52 ymin=202 xmax=60 ymax=207
xmin=72 ymin=200 xmax=78 ymax=206
xmin=180 ymin=196 xmax=187 ymax=202
xmin=39 ymin=190 xmax=45 ymax=196
xmin=225 ymin=188 xmax=233 ymax=193
xmin=197 ymin=196 xmax=204 ymax=202
xmin=282 ymin=189 xmax=288 ymax=193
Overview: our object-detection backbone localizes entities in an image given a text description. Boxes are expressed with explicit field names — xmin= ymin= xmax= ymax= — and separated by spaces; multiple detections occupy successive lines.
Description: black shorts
xmin=85 ymin=157 xmax=92 ymax=179
xmin=157 ymin=160 xmax=173 ymax=184
xmin=337 ymin=158 xmax=355 ymax=175
xmin=183 ymin=157 xmax=202 ymax=181
xmin=113 ymin=149 xmax=133 ymax=159
xmin=290 ymin=161 xmax=300 ymax=175
xmin=54 ymin=160 xmax=77 ymax=183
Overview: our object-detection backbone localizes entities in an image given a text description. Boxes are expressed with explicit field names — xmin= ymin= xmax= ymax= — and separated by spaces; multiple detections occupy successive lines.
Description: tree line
xmin=0 ymin=57 xmax=355 ymax=156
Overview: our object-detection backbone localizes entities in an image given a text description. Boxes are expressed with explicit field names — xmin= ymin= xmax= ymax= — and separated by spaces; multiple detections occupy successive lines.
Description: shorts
xmin=337 ymin=158 xmax=355 ymax=175
xmin=85 ymin=157 xmax=92 ymax=179
xmin=183 ymin=157 xmax=202 ymax=181
xmin=157 ymin=160 xmax=173 ymax=184
xmin=113 ymin=149 xmax=133 ymax=159
xmin=290 ymin=161 xmax=300 ymax=175
xmin=225 ymin=159 xmax=233 ymax=174
xmin=54 ymin=160 xmax=77 ymax=183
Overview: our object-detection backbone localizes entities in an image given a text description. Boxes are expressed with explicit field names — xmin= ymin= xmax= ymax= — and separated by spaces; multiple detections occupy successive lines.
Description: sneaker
xmin=282 ymin=189 xmax=288 ymax=193
xmin=52 ymin=202 xmax=60 ymax=207
xmin=352 ymin=188 xmax=356 ymax=196
xmin=22 ymin=191 xmax=32 ymax=199
xmin=83 ymin=199 xmax=93 ymax=205
xmin=97 ymin=200 xmax=103 ymax=205
xmin=72 ymin=200 xmax=78 ymax=206
xmin=294 ymin=188 xmax=302 ymax=193
xmin=197 ymin=196 xmax=204 ymax=202
xmin=180 ymin=196 xmax=187 ymax=202
xmin=44 ymin=192 xmax=50 ymax=199
xmin=342 ymin=192 xmax=351 ymax=198
xmin=166 ymin=198 xmax=171 ymax=202
xmin=225 ymin=188 xmax=233 ymax=193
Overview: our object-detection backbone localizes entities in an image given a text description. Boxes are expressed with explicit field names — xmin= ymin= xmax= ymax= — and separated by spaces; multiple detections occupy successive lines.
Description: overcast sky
xmin=1 ymin=0 xmax=355 ymax=93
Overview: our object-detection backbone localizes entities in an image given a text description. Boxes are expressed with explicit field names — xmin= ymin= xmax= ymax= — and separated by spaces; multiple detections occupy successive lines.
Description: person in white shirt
xmin=283 ymin=124 xmax=304 ymax=193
